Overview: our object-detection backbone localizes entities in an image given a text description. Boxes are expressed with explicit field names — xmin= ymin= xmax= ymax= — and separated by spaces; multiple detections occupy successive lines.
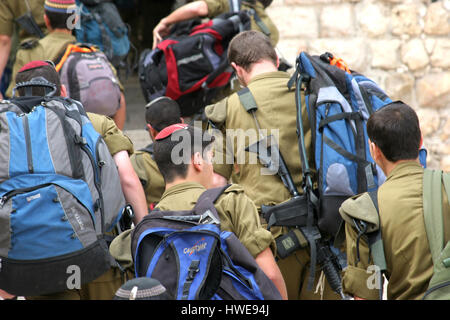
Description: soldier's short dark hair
xmin=367 ymin=101 xmax=422 ymax=162
xmin=227 ymin=30 xmax=277 ymax=71
xmin=154 ymin=125 xmax=215 ymax=183
xmin=145 ymin=97 xmax=182 ymax=132
xmin=45 ymin=9 xmax=73 ymax=30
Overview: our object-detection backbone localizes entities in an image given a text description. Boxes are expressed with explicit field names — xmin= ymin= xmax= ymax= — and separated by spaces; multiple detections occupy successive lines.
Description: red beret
xmin=19 ymin=60 xmax=52 ymax=73
xmin=155 ymin=123 xmax=189 ymax=141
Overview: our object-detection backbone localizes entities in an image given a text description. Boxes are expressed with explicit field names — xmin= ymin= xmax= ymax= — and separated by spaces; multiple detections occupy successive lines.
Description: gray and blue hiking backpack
xmin=131 ymin=186 xmax=282 ymax=300
xmin=0 ymin=91 xmax=125 ymax=296
xmin=289 ymin=51 xmax=427 ymax=239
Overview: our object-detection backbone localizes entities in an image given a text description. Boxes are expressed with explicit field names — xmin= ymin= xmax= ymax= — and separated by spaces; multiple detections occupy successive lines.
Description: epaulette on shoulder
xmin=223 ymin=183 xmax=244 ymax=194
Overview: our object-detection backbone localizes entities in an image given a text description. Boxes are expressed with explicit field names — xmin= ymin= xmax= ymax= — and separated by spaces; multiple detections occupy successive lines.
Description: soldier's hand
xmin=152 ymin=19 xmax=171 ymax=49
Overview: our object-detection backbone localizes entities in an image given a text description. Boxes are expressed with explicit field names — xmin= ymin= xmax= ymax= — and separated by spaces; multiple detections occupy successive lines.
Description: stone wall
xmin=266 ymin=0 xmax=450 ymax=170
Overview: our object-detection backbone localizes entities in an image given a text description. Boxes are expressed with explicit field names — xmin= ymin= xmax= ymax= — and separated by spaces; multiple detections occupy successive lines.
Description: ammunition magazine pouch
xmin=261 ymin=195 xmax=309 ymax=230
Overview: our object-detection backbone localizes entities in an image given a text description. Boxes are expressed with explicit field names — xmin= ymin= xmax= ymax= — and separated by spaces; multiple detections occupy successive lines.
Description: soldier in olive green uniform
xmin=0 ymin=0 xmax=46 ymax=98
xmin=131 ymin=97 xmax=183 ymax=209
xmin=151 ymin=123 xmax=288 ymax=299
xmin=153 ymin=0 xmax=279 ymax=49
xmin=340 ymin=102 xmax=450 ymax=300
xmin=205 ymin=31 xmax=340 ymax=300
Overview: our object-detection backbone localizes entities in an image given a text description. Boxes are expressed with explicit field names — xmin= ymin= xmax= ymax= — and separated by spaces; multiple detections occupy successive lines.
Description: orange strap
xmin=329 ymin=56 xmax=350 ymax=74
xmin=55 ymin=44 xmax=96 ymax=72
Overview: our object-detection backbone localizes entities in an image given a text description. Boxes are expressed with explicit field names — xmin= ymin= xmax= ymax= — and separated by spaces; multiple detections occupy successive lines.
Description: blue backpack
xmin=289 ymin=51 xmax=427 ymax=238
xmin=131 ymin=186 xmax=282 ymax=300
xmin=0 ymin=85 xmax=125 ymax=296
xmin=75 ymin=0 xmax=130 ymax=68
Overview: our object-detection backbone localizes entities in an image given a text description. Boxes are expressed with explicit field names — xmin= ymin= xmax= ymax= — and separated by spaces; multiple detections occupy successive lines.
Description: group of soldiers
xmin=1 ymin=0 xmax=448 ymax=301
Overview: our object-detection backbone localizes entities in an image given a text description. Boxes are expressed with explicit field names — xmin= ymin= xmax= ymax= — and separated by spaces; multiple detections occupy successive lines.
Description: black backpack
xmin=138 ymin=12 xmax=250 ymax=117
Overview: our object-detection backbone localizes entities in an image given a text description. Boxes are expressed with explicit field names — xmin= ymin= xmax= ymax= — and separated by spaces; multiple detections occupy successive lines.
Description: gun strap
xmin=237 ymin=87 xmax=265 ymax=139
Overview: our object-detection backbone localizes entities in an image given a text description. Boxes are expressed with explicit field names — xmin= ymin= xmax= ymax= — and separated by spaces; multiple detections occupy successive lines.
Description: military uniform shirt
xmin=87 ymin=112 xmax=134 ymax=156
xmin=206 ymin=71 xmax=312 ymax=211
xmin=342 ymin=161 xmax=450 ymax=300
xmin=0 ymin=0 xmax=46 ymax=39
xmin=130 ymin=147 xmax=166 ymax=207
xmin=201 ymin=0 xmax=279 ymax=46
xmin=155 ymin=182 xmax=275 ymax=258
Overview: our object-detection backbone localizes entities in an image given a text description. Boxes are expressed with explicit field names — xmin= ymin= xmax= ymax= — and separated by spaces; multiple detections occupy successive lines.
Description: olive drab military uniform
xmin=0 ymin=0 xmax=46 ymax=41
xmin=156 ymin=182 xmax=276 ymax=258
xmin=201 ymin=0 xmax=279 ymax=47
xmin=0 ymin=0 xmax=47 ymax=96
xmin=28 ymin=113 xmax=134 ymax=300
xmin=341 ymin=161 xmax=450 ymax=300
xmin=130 ymin=145 xmax=166 ymax=209
xmin=205 ymin=71 xmax=340 ymax=300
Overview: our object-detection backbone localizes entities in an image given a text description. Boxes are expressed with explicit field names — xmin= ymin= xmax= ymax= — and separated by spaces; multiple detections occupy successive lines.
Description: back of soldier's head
xmin=367 ymin=101 xmax=422 ymax=162
xmin=153 ymin=124 xmax=215 ymax=183
xmin=145 ymin=97 xmax=182 ymax=132
xmin=15 ymin=60 xmax=61 ymax=97
xmin=227 ymin=30 xmax=277 ymax=71
xmin=44 ymin=0 xmax=76 ymax=30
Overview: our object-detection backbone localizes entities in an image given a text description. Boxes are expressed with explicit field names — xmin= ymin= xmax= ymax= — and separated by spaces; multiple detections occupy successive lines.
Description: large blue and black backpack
xmin=290 ymin=51 xmax=427 ymax=239
xmin=0 ymin=82 xmax=125 ymax=296
xmin=131 ymin=186 xmax=282 ymax=300
xmin=75 ymin=0 xmax=130 ymax=69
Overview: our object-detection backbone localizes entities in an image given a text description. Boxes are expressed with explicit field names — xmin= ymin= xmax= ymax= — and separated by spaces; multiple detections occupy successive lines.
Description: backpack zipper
xmin=0 ymin=183 xmax=52 ymax=208
xmin=21 ymin=114 xmax=34 ymax=173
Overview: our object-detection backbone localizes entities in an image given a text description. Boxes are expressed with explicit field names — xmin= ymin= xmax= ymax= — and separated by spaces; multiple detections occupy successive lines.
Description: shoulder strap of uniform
xmin=423 ymin=169 xmax=447 ymax=265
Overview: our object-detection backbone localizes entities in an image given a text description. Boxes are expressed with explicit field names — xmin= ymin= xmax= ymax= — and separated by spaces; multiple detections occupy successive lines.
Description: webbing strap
xmin=423 ymin=169 xmax=445 ymax=264
xmin=181 ymin=260 xmax=200 ymax=300
xmin=366 ymin=190 xmax=386 ymax=300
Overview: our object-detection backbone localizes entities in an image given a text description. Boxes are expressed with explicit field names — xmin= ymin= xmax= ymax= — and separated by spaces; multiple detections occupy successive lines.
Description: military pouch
xmin=262 ymin=195 xmax=309 ymax=230
xmin=275 ymin=228 xmax=308 ymax=259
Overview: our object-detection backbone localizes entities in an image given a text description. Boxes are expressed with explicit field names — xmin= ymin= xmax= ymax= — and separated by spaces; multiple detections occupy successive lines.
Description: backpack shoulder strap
xmin=139 ymin=143 xmax=154 ymax=155
xmin=192 ymin=184 xmax=232 ymax=218
xmin=423 ymin=169 xmax=447 ymax=264
xmin=366 ymin=190 xmax=387 ymax=273
xmin=228 ymin=0 xmax=242 ymax=13
xmin=366 ymin=189 xmax=387 ymax=300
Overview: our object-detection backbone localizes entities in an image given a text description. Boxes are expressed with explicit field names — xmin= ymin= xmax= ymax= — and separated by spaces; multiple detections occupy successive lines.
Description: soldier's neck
xmin=50 ymin=28 xmax=73 ymax=35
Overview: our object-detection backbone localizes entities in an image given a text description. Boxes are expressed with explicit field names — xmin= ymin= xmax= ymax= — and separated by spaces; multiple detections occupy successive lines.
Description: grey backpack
xmin=0 ymin=92 xmax=125 ymax=296
xmin=57 ymin=43 xmax=121 ymax=117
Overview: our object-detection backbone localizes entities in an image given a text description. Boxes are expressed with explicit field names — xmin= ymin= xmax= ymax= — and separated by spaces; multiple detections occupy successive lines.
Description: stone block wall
xmin=266 ymin=0 xmax=450 ymax=170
